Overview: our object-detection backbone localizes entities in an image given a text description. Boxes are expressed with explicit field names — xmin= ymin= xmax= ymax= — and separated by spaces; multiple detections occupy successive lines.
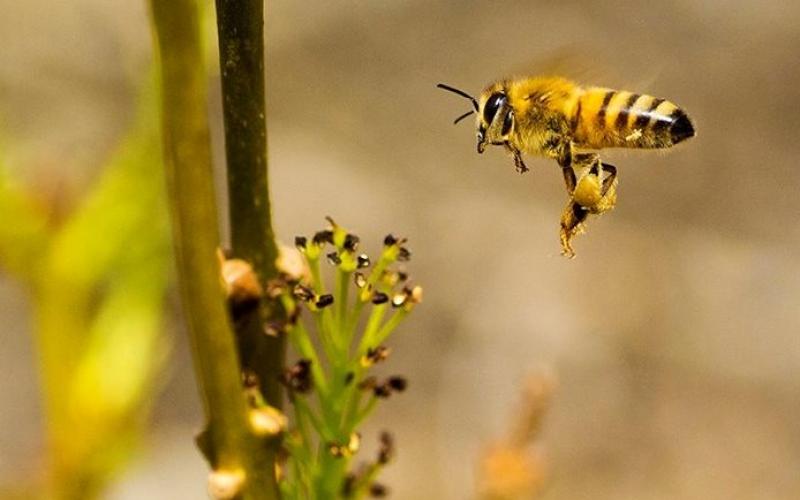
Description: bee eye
xmin=502 ymin=110 xmax=513 ymax=135
xmin=483 ymin=93 xmax=506 ymax=124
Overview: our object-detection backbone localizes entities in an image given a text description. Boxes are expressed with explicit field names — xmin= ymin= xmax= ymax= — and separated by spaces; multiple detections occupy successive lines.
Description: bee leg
xmin=514 ymin=153 xmax=529 ymax=174
xmin=561 ymin=165 xmax=577 ymax=195
xmin=589 ymin=159 xmax=619 ymax=210
xmin=556 ymin=142 xmax=576 ymax=168
xmin=559 ymin=200 xmax=588 ymax=258
xmin=563 ymin=152 xmax=600 ymax=192
xmin=573 ymin=152 xmax=599 ymax=168
xmin=600 ymin=163 xmax=617 ymax=197
xmin=506 ymin=143 xmax=529 ymax=173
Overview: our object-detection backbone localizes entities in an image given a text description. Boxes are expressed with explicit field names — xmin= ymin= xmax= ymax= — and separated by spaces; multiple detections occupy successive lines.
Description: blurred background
xmin=2 ymin=0 xmax=799 ymax=498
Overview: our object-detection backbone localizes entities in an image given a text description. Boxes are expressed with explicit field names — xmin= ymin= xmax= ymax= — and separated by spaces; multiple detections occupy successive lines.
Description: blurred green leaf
xmin=0 ymin=160 xmax=50 ymax=280
xmin=4 ymin=78 xmax=176 ymax=500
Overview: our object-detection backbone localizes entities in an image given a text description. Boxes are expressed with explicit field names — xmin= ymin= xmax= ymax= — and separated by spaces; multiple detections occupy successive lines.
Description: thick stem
xmin=149 ymin=1 xmax=276 ymax=498
xmin=215 ymin=0 xmax=286 ymax=411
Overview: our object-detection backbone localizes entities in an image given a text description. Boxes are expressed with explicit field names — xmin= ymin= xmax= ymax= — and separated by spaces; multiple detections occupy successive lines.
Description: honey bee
xmin=438 ymin=76 xmax=695 ymax=257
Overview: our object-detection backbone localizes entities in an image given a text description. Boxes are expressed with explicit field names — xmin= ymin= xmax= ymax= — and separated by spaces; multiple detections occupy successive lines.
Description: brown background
xmin=2 ymin=1 xmax=799 ymax=498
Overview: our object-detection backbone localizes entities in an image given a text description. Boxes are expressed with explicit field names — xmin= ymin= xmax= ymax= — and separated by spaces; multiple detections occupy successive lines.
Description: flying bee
xmin=437 ymin=76 xmax=695 ymax=257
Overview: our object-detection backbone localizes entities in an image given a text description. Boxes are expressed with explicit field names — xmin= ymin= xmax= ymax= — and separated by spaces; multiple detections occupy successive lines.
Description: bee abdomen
xmin=575 ymin=88 xmax=695 ymax=149
xmin=666 ymin=108 xmax=695 ymax=144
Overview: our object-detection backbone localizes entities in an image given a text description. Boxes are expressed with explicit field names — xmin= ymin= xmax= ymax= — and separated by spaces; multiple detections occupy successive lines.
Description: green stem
xmin=289 ymin=399 xmax=314 ymax=469
xmin=345 ymin=297 xmax=367 ymax=338
xmin=312 ymin=311 xmax=336 ymax=369
xmin=295 ymin=396 xmax=334 ymax=442
xmin=335 ymin=269 xmax=349 ymax=340
xmin=307 ymin=256 xmax=340 ymax=368
xmin=341 ymin=381 xmax=365 ymax=429
xmin=352 ymin=462 xmax=382 ymax=500
xmin=309 ymin=257 xmax=325 ymax=294
xmin=356 ymin=303 xmax=388 ymax=355
xmin=360 ymin=309 xmax=408 ymax=356
xmin=149 ymin=1 xmax=275 ymax=498
xmin=215 ymin=0 xmax=285 ymax=411
xmin=351 ymin=396 xmax=379 ymax=429
xmin=315 ymin=451 xmax=349 ymax=500
xmin=215 ymin=0 xmax=274 ymax=277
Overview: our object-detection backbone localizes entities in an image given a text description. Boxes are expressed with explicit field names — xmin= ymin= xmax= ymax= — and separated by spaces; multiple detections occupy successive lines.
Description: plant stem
xmin=215 ymin=0 xmax=274 ymax=276
xmin=149 ymin=1 xmax=276 ymax=498
xmin=215 ymin=0 xmax=286 ymax=415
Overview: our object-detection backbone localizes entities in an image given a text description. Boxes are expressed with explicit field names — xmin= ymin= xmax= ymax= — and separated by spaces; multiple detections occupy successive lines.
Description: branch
xmin=215 ymin=0 xmax=285 ymax=409
xmin=149 ymin=1 xmax=277 ymax=498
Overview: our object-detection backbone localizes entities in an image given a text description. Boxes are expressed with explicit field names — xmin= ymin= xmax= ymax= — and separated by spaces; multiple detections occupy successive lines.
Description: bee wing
xmin=505 ymin=45 xmax=665 ymax=93
xmin=504 ymin=45 xmax=613 ymax=84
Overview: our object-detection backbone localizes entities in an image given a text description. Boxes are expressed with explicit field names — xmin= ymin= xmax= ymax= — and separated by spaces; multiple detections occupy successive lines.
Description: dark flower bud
xmin=374 ymin=384 xmax=392 ymax=398
xmin=354 ymin=272 xmax=367 ymax=288
xmin=358 ymin=376 xmax=378 ymax=391
xmin=313 ymin=230 xmax=334 ymax=245
xmin=315 ymin=294 xmax=334 ymax=309
xmin=371 ymin=292 xmax=389 ymax=305
xmin=378 ymin=431 xmax=394 ymax=464
xmin=397 ymin=247 xmax=411 ymax=261
xmin=282 ymin=359 xmax=313 ymax=393
xmin=326 ymin=252 xmax=342 ymax=266
xmin=369 ymin=483 xmax=388 ymax=497
xmin=328 ymin=433 xmax=360 ymax=458
xmin=342 ymin=474 xmax=357 ymax=497
xmin=293 ymin=284 xmax=315 ymax=302
xmin=344 ymin=233 xmax=360 ymax=252
xmin=391 ymin=292 xmax=407 ymax=308
xmin=387 ymin=376 xmax=407 ymax=392
xmin=361 ymin=346 xmax=391 ymax=367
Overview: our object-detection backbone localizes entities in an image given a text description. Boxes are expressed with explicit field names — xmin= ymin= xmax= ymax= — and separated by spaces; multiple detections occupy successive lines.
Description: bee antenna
xmin=437 ymin=83 xmax=479 ymax=112
xmin=452 ymin=110 xmax=474 ymax=125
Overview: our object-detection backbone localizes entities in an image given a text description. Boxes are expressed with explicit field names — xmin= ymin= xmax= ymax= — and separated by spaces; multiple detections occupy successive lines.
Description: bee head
xmin=436 ymin=82 xmax=513 ymax=154
xmin=477 ymin=91 xmax=514 ymax=154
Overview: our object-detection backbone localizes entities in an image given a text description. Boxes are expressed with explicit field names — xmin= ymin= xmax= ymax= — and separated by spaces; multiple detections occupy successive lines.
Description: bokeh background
xmin=2 ymin=0 xmax=799 ymax=498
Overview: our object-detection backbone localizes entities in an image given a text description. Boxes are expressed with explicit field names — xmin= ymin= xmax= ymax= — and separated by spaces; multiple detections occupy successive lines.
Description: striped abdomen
xmin=572 ymin=88 xmax=695 ymax=150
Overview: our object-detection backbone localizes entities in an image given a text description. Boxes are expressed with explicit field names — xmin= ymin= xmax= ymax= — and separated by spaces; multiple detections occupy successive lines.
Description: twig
xmin=215 ymin=0 xmax=286 ymax=416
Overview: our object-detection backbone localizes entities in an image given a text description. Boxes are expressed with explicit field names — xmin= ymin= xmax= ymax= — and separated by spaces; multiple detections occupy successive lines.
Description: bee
xmin=437 ymin=77 xmax=695 ymax=257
